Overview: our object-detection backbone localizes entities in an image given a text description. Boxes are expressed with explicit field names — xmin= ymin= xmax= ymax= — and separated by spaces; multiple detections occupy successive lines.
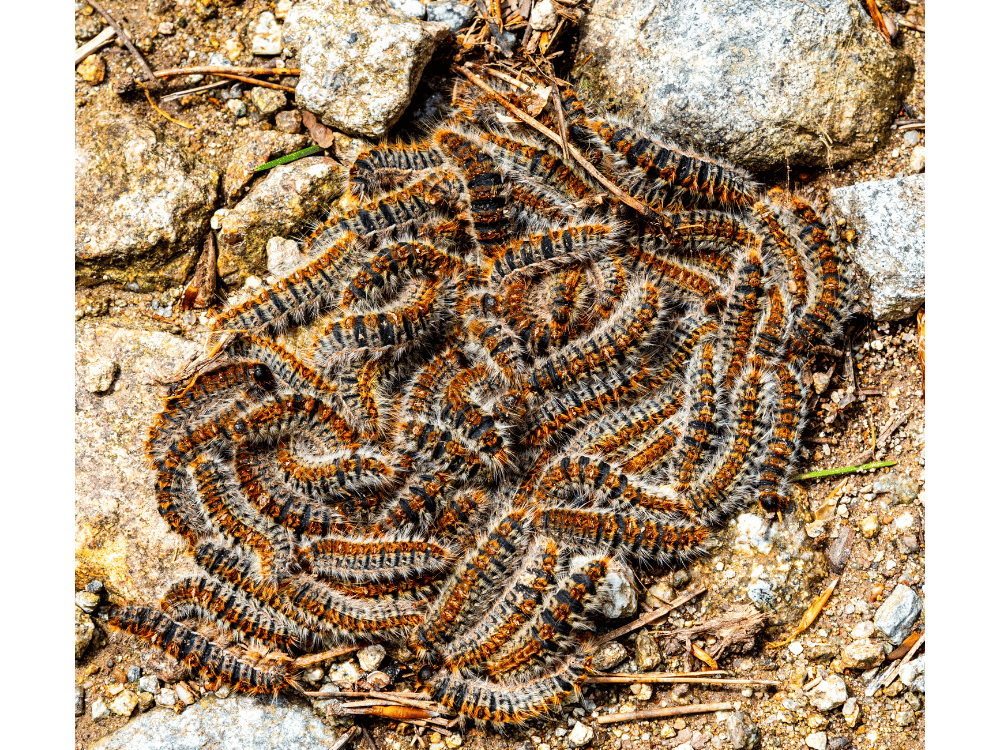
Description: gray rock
xmin=292 ymin=1 xmax=450 ymax=137
xmin=840 ymin=639 xmax=884 ymax=670
xmin=226 ymin=99 xmax=248 ymax=118
xmin=218 ymin=157 xmax=342 ymax=286
xmin=76 ymin=92 xmax=219 ymax=290
xmin=902 ymin=130 xmax=920 ymax=147
xmin=725 ymin=711 xmax=760 ymax=750
xmin=873 ymin=475 xmax=919 ymax=506
xmin=829 ymin=174 xmax=924 ymax=321
xmin=426 ymin=1 xmax=475 ymax=31
xmin=92 ymin=697 xmax=110 ymax=721
xmin=138 ymin=675 xmax=160 ymax=694
xmin=250 ymin=87 xmax=289 ymax=116
xmin=91 ymin=694 xmax=344 ymax=749
xmin=76 ymin=590 xmax=101 ymax=613
xmin=873 ymin=584 xmax=922 ymax=645
xmin=251 ymin=11 xmax=283 ymax=56
xmin=86 ymin=579 xmax=105 ymax=594
xmin=899 ymin=654 xmax=924 ymax=693
xmin=275 ymin=110 xmax=303 ymax=133
xmin=267 ymin=236 xmax=305 ymax=277
xmin=156 ymin=689 xmax=177 ymax=708
xmin=895 ymin=706 xmax=916 ymax=726
xmin=644 ymin=581 xmax=675 ymax=609
xmin=825 ymin=526 xmax=856 ymax=573
xmin=75 ymin=607 xmax=95 ymax=659
xmin=672 ymin=569 xmax=692 ymax=588
xmin=357 ymin=643 xmax=387 ymax=673
xmin=591 ymin=641 xmax=628 ymax=671
xmin=127 ymin=665 xmax=142 ymax=683
xmin=76 ymin=323 xmax=203 ymax=605
xmin=591 ymin=558 xmax=638 ymax=619
xmin=76 ymin=685 xmax=86 ymax=717
xmin=634 ymin=631 xmax=662 ymax=671
xmin=567 ymin=721 xmax=594 ymax=748
xmin=224 ymin=130 xmax=311 ymax=201
xmin=747 ymin=580 xmax=776 ymax=610
xmin=388 ymin=0 xmax=427 ymax=18
xmin=570 ymin=0 xmax=914 ymax=171
xmin=807 ymin=675 xmax=848 ymax=712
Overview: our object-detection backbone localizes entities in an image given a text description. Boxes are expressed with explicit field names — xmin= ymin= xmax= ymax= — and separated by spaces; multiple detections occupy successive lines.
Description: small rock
xmin=276 ymin=0 xmax=295 ymax=19
xmin=874 ymin=584 xmax=923 ymax=645
xmin=250 ymin=87 xmax=288 ymax=116
xmin=92 ymin=698 xmax=110 ymax=721
xmin=158 ymin=21 xmax=175 ymax=35
xmin=645 ymin=581 xmax=675 ymax=609
xmin=126 ymin=665 xmax=142 ymax=683
xmin=444 ymin=734 xmax=462 ymax=749
xmin=747 ymin=580 xmax=776 ymax=610
xmin=137 ymin=692 xmax=155 ymax=712
xmin=788 ymin=642 xmax=804 ymax=656
xmin=812 ymin=371 xmax=831 ymax=394
xmin=850 ymin=621 xmax=874 ymax=639
xmin=357 ymin=644 xmax=387 ymax=673
xmin=673 ymin=569 xmax=692 ymax=588
xmin=591 ymin=558 xmax=638 ymax=619
xmin=76 ymin=686 xmax=86 ymax=717
xmin=899 ymin=654 xmax=925 ymax=693
xmin=895 ymin=706 xmax=916 ymax=726
xmin=110 ymin=690 xmax=139 ymax=716
xmin=328 ymin=659 xmax=363 ymax=684
xmin=530 ymin=0 xmax=559 ymax=30
xmin=830 ymin=175 xmax=925 ymax=321
xmin=75 ymin=608 xmax=95 ymax=659
xmin=634 ymin=631 xmax=662 ymax=671
xmin=629 ymin=683 xmax=653 ymax=700
xmin=825 ymin=527 xmax=856 ymax=574
xmin=226 ymin=99 xmax=248 ymax=117
xmin=841 ymin=640 xmax=884 ymax=670
xmin=841 ymin=697 xmax=859 ymax=727
xmin=78 ymin=54 xmax=107 ymax=84
xmin=725 ymin=712 xmax=760 ymax=750
xmin=426 ymin=1 xmax=475 ymax=31
xmin=568 ymin=721 xmax=594 ymax=748
xmin=807 ymin=675 xmax=848 ymax=712
xmin=902 ymin=130 xmax=920 ymax=146
xmin=76 ymin=590 xmax=101 ymax=613
xmin=805 ymin=642 xmax=838 ymax=663
xmin=85 ymin=580 xmax=104 ymax=594
xmin=591 ymin=641 xmax=628 ymax=671
xmin=175 ymin=682 xmax=196 ymax=705
xmin=909 ymin=145 xmax=925 ymax=173
xmin=859 ymin=514 xmax=880 ymax=538
xmin=302 ymin=666 xmax=326 ymax=684
xmin=215 ymin=684 xmax=232 ymax=699
xmin=805 ymin=732 xmax=828 ymax=750
xmin=275 ymin=110 xmax=303 ymax=134
xmin=670 ymin=683 xmax=692 ymax=704
xmin=138 ymin=675 xmax=160 ymax=694
xmin=252 ymin=11 xmax=283 ymax=56
xmin=388 ymin=0 xmax=427 ymax=18
xmin=155 ymin=689 xmax=177 ymax=708
xmin=83 ymin=357 xmax=119 ymax=393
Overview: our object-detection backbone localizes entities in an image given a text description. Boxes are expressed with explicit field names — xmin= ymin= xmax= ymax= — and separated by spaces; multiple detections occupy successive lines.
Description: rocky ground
xmin=75 ymin=2 xmax=926 ymax=749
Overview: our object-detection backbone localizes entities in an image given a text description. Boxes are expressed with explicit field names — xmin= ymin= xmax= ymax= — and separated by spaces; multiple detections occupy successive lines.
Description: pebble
xmin=77 ymin=54 xmax=107 ymax=84
xmin=388 ymin=0 xmax=427 ymax=17
xmin=747 ymin=580 xmax=776 ymax=610
xmin=250 ymin=87 xmax=288 ymax=116
xmin=629 ymin=683 xmax=653 ymax=701
xmin=444 ymin=734 xmax=462 ymax=749
xmin=673 ymin=569 xmax=692 ymax=588
xmin=903 ymin=130 xmax=920 ymax=146
xmin=92 ymin=698 xmax=110 ymax=721
xmin=76 ymin=686 xmax=86 ymax=717
xmin=83 ymin=357 xmax=120 ymax=394
xmin=805 ymin=732 xmax=828 ymax=750
xmin=252 ymin=11 xmax=283 ymax=55
xmin=899 ymin=654 xmax=925 ymax=693
xmin=158 ymin=21 xmax=175 ymax=35
xmin=85 ymin=579 xmax=104 ymax=594
xmin=275 ymin=110 xmax=303 ymax=134
xmin=110 ymin=690 xmax=139 ymax=716
xmin=825 ymin=526 xmax=856 ymax=573
xmin=812 ymin=371 xmax=831 ymax=394
xmin=850 ymin=621 xmax=875 ymax=639
xmin=137 ymin=692 xmax=155 ymax=712
xmin=645 ymin=581 xmax=675 ymax=609
xmin=860 ymin=514 xmax=880 ymax=538
xmin=895 ymin=706 xmax=916 ymax=726
xmin=216 ymin=684 xmax=232 ymax=699
xmin=633 ymin=631 xmax=662 ymax=671
xmin=841 ymin=639 xmax=885 ymax=670
xmin=568 ymin=721 xmax=595 ymax=747
xmin=357 ymin=644 xmax=387 ymax=673
xmin=226 ymin=99 xmax=248 ymax=117
xmin=841 ymin=697 xmax=859 ymax=726
xmin=76 ymin=590 xmax=101 ymax=613
xmin=302 ymin=666 xmax=325 ymax=684
xmin=909 ymin=145 xmax=925 ymax=173
xmin=328 ymin=659 xmax=363 ymax=684
xmin=591 ymin=558 xmax=638 ymax=618
xmin=874 ymin=584 xmax=923 ymax=644
xmin=175 ymin=682 xmax=197 ymax=705
xmin=155 ymin=689 xmax=177 ymax=708
xmin=126 ymin=665 xmax=142 ymax=683
xmin=788 ymin=642 xmax=804 ymax=656
xmin=426 ymin=1 xmax=476 ymax=31
xmin=138 ymin=675 xmax=160 ymax=694
xmin=807 ymin=675 xmax=848 ymax=712
xmin=670 ymin=683 xmax=692 ymax=704
xmin=530 ymin=0 xmax=559 ymax=30
xmin=591 ymin=641 xmax=628 ymax=671
xmin=75 ymin=608 xmax=95 ymax=659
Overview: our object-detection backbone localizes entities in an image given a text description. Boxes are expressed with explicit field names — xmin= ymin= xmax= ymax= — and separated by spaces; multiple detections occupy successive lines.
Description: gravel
xmin=126 ymin=665 xmax=142 ymax=683
xmin=92 ymin=697 xmax=110 ymax=721
xmin=357 ymin=644 xmax=387 ymax=673
xmin=591 ymin=641 xmax=628 ymax=671
xmin=110 ymin=690 xmax=139 ymax=717
xmin=874 ymin=584 xmax=923 ymax=645
xmin=75 ymin=608 xmax=95 ymax=660
xmin=251 ymin=11 xmax=283 ymax=55
xmin=725 ymin=711 xmax=761 ymax=750
xmin=138 ymin=676 xmax=160 ymax=694
xmin=567 ymin=721 xmax=594 ymax=747
xmin=426 ymin=1 xmax=475 ymax=31
xmin=250 ymin=87 xmax=288 ymax=116
xmin=899 ymin=654 xmax=925 ymax=693
xmin=591 ymin=558 xmax=638 ymax=619
xmin=634 ymin=631 xmax=662 ymax=671
xmin=841 ymin=639 xmax=885 ymax=670
xmin=805 ymin=732 xmax=828 ymax=750
xmin=807 ymin=675 xmax=849 ymax=712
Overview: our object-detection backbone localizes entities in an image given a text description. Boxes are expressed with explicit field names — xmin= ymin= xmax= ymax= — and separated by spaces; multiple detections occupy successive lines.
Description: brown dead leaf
xmin=301 ymin=110 xmax=335 ymax=149
xmin=916 ymin=308 xmax=925 ymax=400
xmin=180 ymin=233 xmax=218 ymax=310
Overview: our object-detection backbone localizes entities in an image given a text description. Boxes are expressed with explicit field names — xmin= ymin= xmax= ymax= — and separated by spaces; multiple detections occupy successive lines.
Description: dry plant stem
xmin=792 ymin=459 xmax=896 ymax=481
xmin=866 ymin=632 xmax=924 ymax=697
xmin=592 ymin=670 xmax=729 ymax=680
xmin=161 ymin=80 xmax=230 ymax=102
xmin=291 ymin=643 xmax=366 ymax=669
xmin=75 ymin=25 xmax=116 ymax=64
xmin=840 ymin=406 xmax=914 ymax=466
xmin=597 ymin=703 xmax=734 ymax=725
xmin=87 ymin=0 xmax=160 ymax=87
xmin=457 ymin=65 xmax=656 ymax=218
xmin=591 ymin=586 xmax=707 ymax=649
xmin=207 ymin=72 xmax=297 ymax=93
xmin=895 ymin=18 xmax=924 ymax=32
xmin=587 ymin=675 xmax=780 ymax=686
xmin=766 ymin=577 xmax=839 ymax=648
xmin=331 ymin=726 xmax=361 ymax=750
xmin=483 ymin=65 xmax=531 ymax=91
xmin=142 ymin=86 xmax=194 ymax=129
xmin=333 ymin=690 xmax=434 ymax=701
xmin=154 ymin=66 xmax=301 ymax=78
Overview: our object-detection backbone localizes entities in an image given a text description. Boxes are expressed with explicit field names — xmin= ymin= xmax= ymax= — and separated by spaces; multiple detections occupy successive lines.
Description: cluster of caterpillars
xmin=108 ymin=67 xmax=853 ymax=726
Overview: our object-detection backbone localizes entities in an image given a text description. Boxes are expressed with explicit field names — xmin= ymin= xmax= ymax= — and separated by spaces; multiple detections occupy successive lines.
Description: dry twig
xmin=590 ymin=586 xmax=707 ymax=649
xmin=596 ymin=702 xmax=734 ymax=725
xmin=87 ymin=0 xmax=160 ymax=88
xmin=75 ymin=26 xmax=116 ymax=65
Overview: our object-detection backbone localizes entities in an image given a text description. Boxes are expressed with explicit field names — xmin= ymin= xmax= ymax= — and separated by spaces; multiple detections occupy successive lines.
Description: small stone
xmin=850 ymin=621 xmax=874 ymax=639
xmin=126 ymin=665 xmax=142 ymax=683
xmin=670 ymin=683 xmax=692 ymax=704
xmin=725 ymin=712 xmax=760 ymax=750
xmin=357 ymin=644 xmax=387 ymax=673
xmin=841 ymin=640 xmax=884 ymax=670
xmin=629 ymin=683 xmax=653 ymax=701
xmin=158 ymin=22 xmax=175 ymax=35
xmin=83 ymin=357 xmax=119 ymax=393
xmin=175 ymin=682 xmax=196 ymax=705
xmin=250 ymin=87 xmax=288 ymax=116
xmin=633 ymin=631 xmax=662 ymax=671
xmin=908 ymin=145 xmax=925 ymax=173
xmin=812 ymin=371 xmax=831 ymax=394
xmin=805 ymin=732 xmax=828 ymax=750
xmin=215 ymin=684 xmax=231 ymax=699
xmin=788 ymin=641 xmax=804 ymax=656
xmin=883 ymin=679 xmax=904 ymax=697
xmin=806 ymin=715 xmax=828 ymax=730
xmin=426 ymin=1 xmax=475 ymax=31
xmin=903 ymin=130 xmax=920 ymax=146
xmin=530 ymin=0 xmax=559 ymax=31
xmin=303 ymin=666 xmax=326 ymax=684
xmin=226 ymin=99 xmax=248 ymax=117
xmin=328 ymin=659 xmax=363 ymax=684
xmin=275 ymin=110 xmax=303 ymax=133
xmin=591 ymin=641 xmax=628 ymax=671
xmin=805 ymin=520 xmax=826 ymax=538
xmin=75 ymin=608 xmax=95 ymax=659
xmin=76 ymin=590 xmax=100 ymax=613
xmin=899 ymin=654 xmax=925 ymax=693
xmin=673 ymin=569 xmax=692 ymax=588
xmin=388 ymin=0 xmax=426 ymax=18
xmin=252 ymin=12 xmax=283 ymax=56
xmin=807 ymin=675 xmax=848 ymax=712
xmin=92 ymin=698 xmax=110 ymax=721
xmin=841 ymin=697 xmax=859 ymax=725
xmin=568 ymin=721 xmax=594 ymax=747
xmin=895 ymin=706 xmax=916 ymax=726
xmin=110 ymin=690 xmax=140 ymax=716
xmin=138 ymin=692 xmax=155 ymax=712
xmin=77 ymin=54 xmax=107 ymax=84
xmin=860 ymin=514 xmax=880 ymax=538
xmin=156 ymin=689 xmax=177 ymax=707
xmin=590 ymin=557 xmax=637 ymax=619
xmin=85 ymin=580 xmax=104 ymax=594
xmin=874 ymin=584 xmax=923 ymax=645
xmin=747 ymin=580 xmax=776 ymax=610
xmin=825 ymin=527 xmax=856 ymax=573
xmin=444 ymin=734 xmax=462 ymax=749
xmin=76 ymin=686 xmax=86 ymax=717
xmin=138 ymin=675 xmax=160 ymax=694
xmin=276 ymin=0 xmax=295 ymax=19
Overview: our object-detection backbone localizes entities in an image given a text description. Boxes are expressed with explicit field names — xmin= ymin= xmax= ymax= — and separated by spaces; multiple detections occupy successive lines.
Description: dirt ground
xmin=75 ymin=2 xmax=926 ymax=749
